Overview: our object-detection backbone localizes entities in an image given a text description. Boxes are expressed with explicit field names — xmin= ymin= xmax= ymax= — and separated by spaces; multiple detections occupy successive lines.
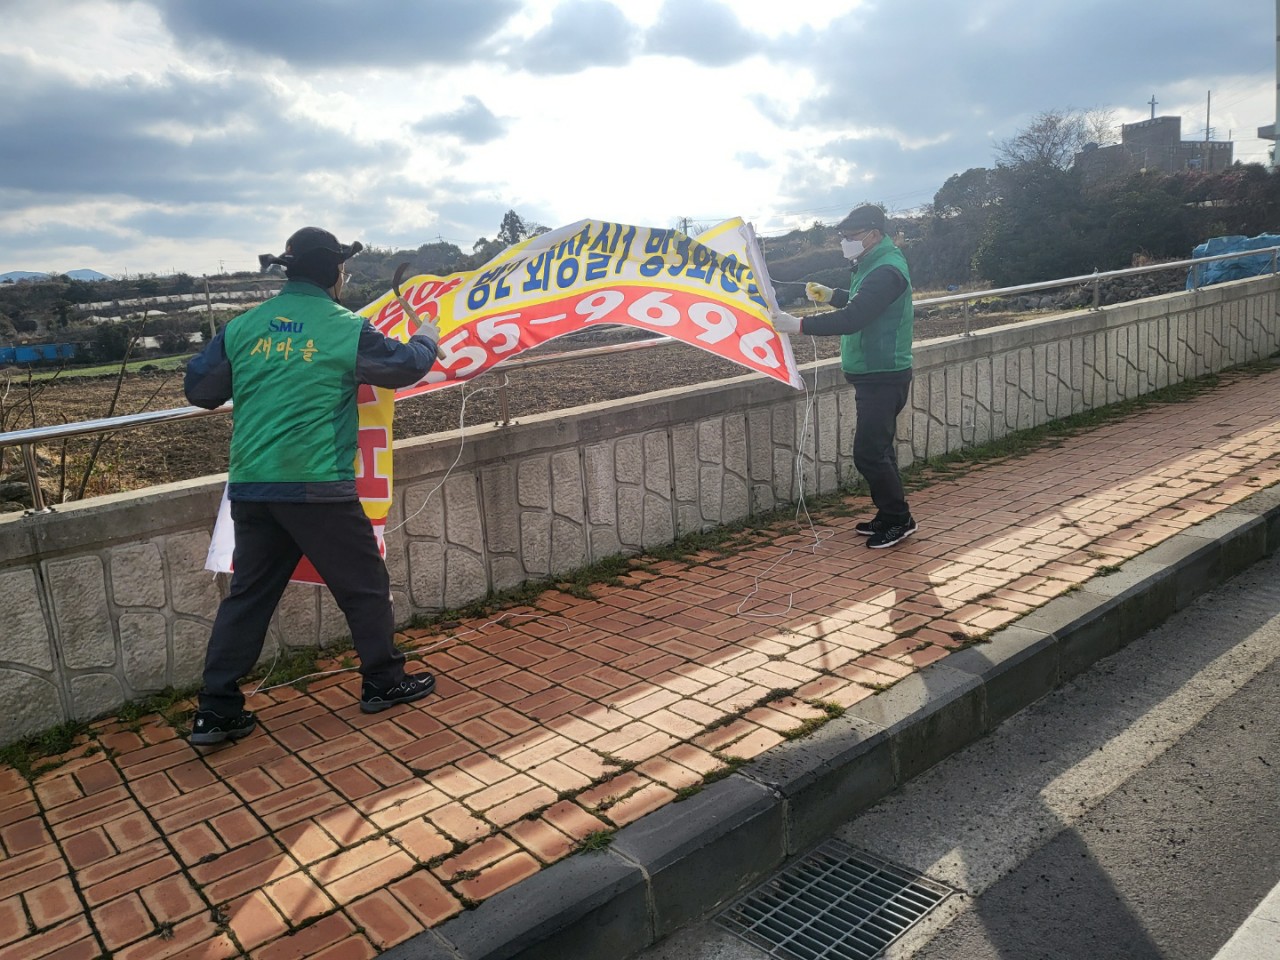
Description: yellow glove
xmin=805 ymin=282 xmax=833 ymax=304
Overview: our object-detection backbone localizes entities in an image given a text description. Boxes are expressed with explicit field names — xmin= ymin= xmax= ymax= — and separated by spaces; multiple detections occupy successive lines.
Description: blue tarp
xmin=4 ymin=343 xmax=77 ymax=364
xmin=1187 ymin=234 xmax=1280 ymax=289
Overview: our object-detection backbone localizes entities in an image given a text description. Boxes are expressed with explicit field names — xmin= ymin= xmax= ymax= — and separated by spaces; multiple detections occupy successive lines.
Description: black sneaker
xmin=854 ymin=517 xmax=888 ymax=536
xmin=360 ymin=672 xmax=436 ymax=714
xmin=189 ymin=709 xmax=257 ymax=746
xmin=867 ymin=518 xmax=918 ymax=549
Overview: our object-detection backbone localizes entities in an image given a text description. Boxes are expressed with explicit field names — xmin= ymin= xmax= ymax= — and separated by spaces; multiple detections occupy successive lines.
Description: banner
xmin=364 ymin=217 xmax=802 ymax=396
xmin=207 ymin=218 xmax=797 ymax=581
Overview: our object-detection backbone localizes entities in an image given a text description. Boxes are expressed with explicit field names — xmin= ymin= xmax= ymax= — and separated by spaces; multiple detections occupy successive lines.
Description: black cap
xmin=258 ymin=227 xmax=363 ymax=272
xmin=836 ymin=204 xmax=887 ymax=235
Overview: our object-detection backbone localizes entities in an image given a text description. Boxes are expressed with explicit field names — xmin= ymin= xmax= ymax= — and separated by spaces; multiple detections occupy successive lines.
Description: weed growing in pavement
xmin=252 ymin=647 xmax=324 ymax=693
xmin=116 ymin=686 xmax=200 ymax=732
xmin=0 ymin=720 xmax=90 ymax=780
xmin=557 ymin=553 xmax=635 ymax=599
xmin=674 ymin=785 xmax=703 ymax=801
xmin=577 ymin=830 xmax=615 ymax=853
xmin=597 ymin=753 xmax=637 ymax=772
xmin=781 ymin=716 xmax=830 ymax=741
xmin=704 ymin=755 xmax=747 ymax=783
xmin=700 ymin=688 xmax=796 ymax=734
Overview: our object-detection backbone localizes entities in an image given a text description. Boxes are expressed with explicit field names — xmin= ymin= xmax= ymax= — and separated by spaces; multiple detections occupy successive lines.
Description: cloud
xmin=150 ymin=0 xmax=520 ymax=68
xmin=119 ymin=206 xmax=281 ymax=243
xmin=412 ymin=96 xmax=507 ymax=144
xmin=644 ymin=0 xmax=764 ymax=66
xmin=0 ymin=55 xmax=397 ymax=206
xmin=780 ymin=0 xmax=1270 ymax=145
xmin=513 ymin=0 xmax=636 ymax=75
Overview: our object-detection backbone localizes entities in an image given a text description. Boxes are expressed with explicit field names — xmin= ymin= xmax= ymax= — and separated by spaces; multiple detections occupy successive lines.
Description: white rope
xmin=735 ymin=336 xmax=836 ymax=620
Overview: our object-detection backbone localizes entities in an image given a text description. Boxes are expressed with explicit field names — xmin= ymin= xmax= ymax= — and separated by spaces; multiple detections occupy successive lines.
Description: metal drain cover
xmin=718 ymin=841 xmax=953 ymax=960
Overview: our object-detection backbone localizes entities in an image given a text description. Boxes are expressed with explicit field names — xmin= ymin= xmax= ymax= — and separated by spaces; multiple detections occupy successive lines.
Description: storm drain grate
xmin=717 ymin=841 xmax=953 ymax=960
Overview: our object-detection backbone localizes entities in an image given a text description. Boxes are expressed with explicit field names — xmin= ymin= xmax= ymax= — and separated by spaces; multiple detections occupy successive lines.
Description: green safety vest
xmin=222 ymin=281 xmax=364 ymax=485
xmin=840 ymin=237 xmax=914 ymax=376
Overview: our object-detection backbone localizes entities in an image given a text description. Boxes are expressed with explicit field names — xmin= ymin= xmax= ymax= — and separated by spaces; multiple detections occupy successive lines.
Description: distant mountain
xmin=0 ymin=268 xmax=114 ymax=283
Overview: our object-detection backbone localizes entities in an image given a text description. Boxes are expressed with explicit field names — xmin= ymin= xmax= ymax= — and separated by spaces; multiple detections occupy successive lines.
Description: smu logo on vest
xmin=268 ymin=317 xmax=304 ymax=333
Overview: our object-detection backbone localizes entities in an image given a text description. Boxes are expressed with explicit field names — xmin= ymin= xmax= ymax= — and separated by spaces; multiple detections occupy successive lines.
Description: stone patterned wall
xmin=1 ymin=276 xmax=1276 ymax=743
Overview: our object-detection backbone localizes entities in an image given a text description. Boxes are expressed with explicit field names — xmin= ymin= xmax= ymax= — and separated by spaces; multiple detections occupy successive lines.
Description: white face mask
xmin=841 ymin=237 xmax=867 ymax=261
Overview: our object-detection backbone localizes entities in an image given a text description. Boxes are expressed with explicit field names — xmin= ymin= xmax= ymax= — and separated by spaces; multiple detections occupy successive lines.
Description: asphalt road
xmin=636 ymin=550 xmax=1280 ymax=960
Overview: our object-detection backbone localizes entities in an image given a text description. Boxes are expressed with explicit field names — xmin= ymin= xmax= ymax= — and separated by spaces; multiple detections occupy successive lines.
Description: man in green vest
xmin=184 ymin=227 xmax=441 ymax=745
xmin=771 ymin=204 xmax=917 ymax=548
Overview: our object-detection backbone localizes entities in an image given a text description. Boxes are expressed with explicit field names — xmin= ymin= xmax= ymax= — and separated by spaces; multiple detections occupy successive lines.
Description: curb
xmin=381 ymin=484 xmax=1280 ymax=960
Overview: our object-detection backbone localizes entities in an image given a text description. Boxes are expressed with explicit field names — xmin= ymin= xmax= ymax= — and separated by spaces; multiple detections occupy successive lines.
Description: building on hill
xmin=1075 ymin=115 xmax=1234 ymax=183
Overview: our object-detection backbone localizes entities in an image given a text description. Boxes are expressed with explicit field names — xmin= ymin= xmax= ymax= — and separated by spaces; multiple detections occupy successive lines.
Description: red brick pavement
xmin=3 ymin=367 xmax=1279 ymax=958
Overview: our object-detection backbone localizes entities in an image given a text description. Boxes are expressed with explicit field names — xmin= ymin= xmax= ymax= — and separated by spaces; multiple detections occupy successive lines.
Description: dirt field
xmin=0 ymin=304 xmax=1030 ymax=504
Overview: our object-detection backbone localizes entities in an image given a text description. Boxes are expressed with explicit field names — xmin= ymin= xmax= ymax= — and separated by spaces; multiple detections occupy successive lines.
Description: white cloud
xmin=0 ymin=0 xmax=1274 ymax=275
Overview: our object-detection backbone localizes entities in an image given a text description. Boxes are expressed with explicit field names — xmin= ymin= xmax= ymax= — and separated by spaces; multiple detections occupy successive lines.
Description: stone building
xmin=1075 ymin=116 xmax=1234 ymax=182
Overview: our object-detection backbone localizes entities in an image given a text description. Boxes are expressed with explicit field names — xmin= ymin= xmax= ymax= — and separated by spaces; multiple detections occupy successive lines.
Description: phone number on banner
xmin=396 ymin=285 xmax=787 ymax=398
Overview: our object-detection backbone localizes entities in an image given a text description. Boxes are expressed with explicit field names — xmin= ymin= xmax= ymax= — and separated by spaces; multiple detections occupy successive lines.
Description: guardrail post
xmin=1090 ymin=273 xmax=1101 ymax=311
xmin=21 ymin=444 xmax=52 ymax=515
xmin=962 ymin=300 xmax=971 ymax=337
xmin=1272 ymin=248 xmax=1278 ymax=275
xmin=498 ymin=378 xmax=512 ymax=427
xmin=1191 ymin=262 xmax=1201 ymax=290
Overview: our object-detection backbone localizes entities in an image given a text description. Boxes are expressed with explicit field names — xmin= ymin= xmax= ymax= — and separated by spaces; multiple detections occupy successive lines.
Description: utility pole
xmin=203 ymin=275 xmax=216 ymax=339
xmin=1260 ymin=0 xmax=1279 ymax=169
xmin=1148 ymin=94 xmax=1157 ymax=119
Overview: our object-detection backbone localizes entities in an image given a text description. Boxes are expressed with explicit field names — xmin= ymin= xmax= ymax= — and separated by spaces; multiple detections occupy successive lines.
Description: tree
xmin=466 ymin=236 xmax=504 ymax=268
xmin=154 ymin=317 xmax=191 ymax=354
xmin=415 ymin=240 xmax=465 ymax=274
xmin=973 ymin=164 xmax=1093 ymax=285
xmin=996 ymin=108 xmax=1116 ymax=170
xmin=497 ymin=210 xmax=528 ymax=247
xmin=933 ymin=167 xmax=1002 ymax=217
xmin=91 ymin=322 xmax=134 ymax=362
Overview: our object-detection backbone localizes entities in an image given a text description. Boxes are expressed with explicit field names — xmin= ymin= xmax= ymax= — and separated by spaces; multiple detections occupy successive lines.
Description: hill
xmin=0 ymin=268 xmax=114 ymax=283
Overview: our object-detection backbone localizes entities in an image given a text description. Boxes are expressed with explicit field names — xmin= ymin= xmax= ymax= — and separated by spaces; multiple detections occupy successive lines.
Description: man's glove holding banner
xmin=411 ymin=317 xmax=441 ymax=345
xmin=805 ymin=282 xmax=834 ymax=304
xmin=772 ymin=311 xmax=803 ymax=334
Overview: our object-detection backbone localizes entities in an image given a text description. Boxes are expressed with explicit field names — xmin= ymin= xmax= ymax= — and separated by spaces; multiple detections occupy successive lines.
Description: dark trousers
xmin=200 ymin=500 xmax=405 ymax=714
xmin=852 ymin=378 xmax=912 ymax=524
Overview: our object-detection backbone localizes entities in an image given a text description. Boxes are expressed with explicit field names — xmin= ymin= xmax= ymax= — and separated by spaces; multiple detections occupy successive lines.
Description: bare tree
xmin=995 ymin=108 xmax=1117 ymax=170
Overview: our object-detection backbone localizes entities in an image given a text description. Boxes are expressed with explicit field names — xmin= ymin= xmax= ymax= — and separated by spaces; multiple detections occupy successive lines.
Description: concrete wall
xmin=2 ymin=275 xmax=1277 ymax=743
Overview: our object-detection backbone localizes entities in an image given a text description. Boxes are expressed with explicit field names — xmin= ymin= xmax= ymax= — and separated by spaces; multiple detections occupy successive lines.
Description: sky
xmin=0 ymin=0 xmax=1275 ymax=278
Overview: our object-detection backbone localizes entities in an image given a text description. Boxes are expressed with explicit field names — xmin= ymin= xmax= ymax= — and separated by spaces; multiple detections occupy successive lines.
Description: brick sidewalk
xmin=3 ymin=367 xmax=1279 ymax=960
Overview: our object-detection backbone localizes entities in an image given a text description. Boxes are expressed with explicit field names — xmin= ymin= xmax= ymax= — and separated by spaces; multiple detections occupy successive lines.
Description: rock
xmin=0 ymin=480 xmax=58 ymax=506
